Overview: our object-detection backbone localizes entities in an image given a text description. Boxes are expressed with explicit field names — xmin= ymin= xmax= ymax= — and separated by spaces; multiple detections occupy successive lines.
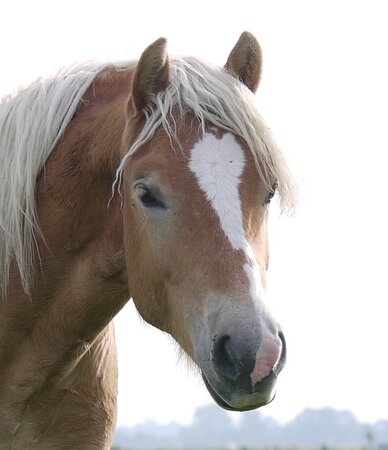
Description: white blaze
xmin=188 ymin=132 xmax=247 ymax=251
xmin=189 ymin=132 xmax=277 ymax=386
xmin=188 ymin=131 xmax=263 ymax=293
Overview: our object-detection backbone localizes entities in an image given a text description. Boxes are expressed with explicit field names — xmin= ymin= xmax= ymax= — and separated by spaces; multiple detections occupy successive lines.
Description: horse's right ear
xmin=131 ymin=37 xmax=170 ymax=112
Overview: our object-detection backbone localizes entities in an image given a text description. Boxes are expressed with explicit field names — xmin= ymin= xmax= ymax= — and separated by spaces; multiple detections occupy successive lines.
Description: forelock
xmin=115 ymin=57 xmax=297 ymax=213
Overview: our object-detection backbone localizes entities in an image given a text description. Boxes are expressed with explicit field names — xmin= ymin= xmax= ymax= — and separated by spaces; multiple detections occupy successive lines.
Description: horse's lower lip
xmin=201 ymin=372 xmax=273 ymax=412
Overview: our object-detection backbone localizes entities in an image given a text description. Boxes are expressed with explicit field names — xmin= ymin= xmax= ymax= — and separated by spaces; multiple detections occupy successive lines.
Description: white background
xmin=1 ymin=0 xmax=387 ymax=427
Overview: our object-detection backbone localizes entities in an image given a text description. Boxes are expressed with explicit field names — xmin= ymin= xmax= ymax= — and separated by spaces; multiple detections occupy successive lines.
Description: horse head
xmin=118 ymin=33 xmax=295 ymax=411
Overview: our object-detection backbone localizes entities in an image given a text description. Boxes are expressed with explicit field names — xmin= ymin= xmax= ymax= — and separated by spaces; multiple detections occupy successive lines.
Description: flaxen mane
xmin=0 ymin=58 xmax=296 ymax=298
xmin=0 ymin=63 xmax=117 ymax=297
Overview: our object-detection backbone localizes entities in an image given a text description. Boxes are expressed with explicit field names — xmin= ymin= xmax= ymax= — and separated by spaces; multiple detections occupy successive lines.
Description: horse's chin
xmin=201 ymin=372 xmax=275 ymax=412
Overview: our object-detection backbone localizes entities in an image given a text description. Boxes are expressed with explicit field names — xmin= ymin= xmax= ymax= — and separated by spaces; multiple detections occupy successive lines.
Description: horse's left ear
xmin=225 ymin=31 xmax=262 ymax=93
xmin=132 ymin=37 xmax=170 ymax=112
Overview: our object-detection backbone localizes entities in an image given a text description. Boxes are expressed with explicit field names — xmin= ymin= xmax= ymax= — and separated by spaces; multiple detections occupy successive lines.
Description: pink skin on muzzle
xmin=250 ymin=326 xmax=282 ymax=386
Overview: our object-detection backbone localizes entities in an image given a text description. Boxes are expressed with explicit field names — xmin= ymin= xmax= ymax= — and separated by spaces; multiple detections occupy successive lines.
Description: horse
xmin=0 ymin=32 xmax=296 ymax=449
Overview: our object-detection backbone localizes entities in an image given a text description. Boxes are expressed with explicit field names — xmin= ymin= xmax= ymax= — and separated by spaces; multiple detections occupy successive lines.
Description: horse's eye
xmin=136 ymin=185 xmax=164 ymax=208
xmin=265 ymin=184 xmax=277 ymax=205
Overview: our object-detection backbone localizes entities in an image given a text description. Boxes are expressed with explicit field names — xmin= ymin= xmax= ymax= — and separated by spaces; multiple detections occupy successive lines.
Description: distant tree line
xmin=113 ymin=405 xmax=388 ymax=448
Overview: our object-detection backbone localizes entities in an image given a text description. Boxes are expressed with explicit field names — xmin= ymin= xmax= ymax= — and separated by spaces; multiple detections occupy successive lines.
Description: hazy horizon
xmin=112 ymin=404 xmax=388 ymax=448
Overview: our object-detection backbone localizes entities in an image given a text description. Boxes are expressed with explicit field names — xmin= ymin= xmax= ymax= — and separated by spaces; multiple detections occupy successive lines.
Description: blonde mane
xmin=0 ymin=57 xmax=296 ymax=298
xmin=0 ymin=62 xmax=114 ymax=297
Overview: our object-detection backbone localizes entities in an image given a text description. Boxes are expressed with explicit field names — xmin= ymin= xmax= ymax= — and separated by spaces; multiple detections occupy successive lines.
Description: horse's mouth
xmin=201 ymin=371 xmax=275 ymax=412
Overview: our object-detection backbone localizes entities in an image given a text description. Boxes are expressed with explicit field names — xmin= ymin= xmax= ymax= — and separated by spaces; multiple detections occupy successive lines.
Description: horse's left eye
xmin=265 ymin=184 xmax=277 ymax=205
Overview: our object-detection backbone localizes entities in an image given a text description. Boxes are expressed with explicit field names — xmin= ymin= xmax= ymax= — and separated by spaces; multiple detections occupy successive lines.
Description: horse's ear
xmin=225 ymin=32 xmax=262 ymax=93
xmin=132 ymin=37 xmax=170 ymax=112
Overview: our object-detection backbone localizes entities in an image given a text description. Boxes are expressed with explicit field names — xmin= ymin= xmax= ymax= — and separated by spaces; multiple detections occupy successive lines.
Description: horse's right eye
xmin=136 ymin=184 xmax=165 ymax=208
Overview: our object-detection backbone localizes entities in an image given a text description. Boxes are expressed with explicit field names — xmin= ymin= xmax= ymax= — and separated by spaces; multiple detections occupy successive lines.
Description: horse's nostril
xmin=212 ymin=335 xmax=240 ymax=381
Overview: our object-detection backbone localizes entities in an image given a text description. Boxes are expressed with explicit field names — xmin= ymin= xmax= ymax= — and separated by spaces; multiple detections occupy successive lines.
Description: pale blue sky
xmin=2 ymin=0 xmax=387 ymax=427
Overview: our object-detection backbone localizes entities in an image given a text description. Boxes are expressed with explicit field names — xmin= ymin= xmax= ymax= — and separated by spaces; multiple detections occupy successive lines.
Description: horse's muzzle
xmin=201 ymin=330 xmax=286 ymax=411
